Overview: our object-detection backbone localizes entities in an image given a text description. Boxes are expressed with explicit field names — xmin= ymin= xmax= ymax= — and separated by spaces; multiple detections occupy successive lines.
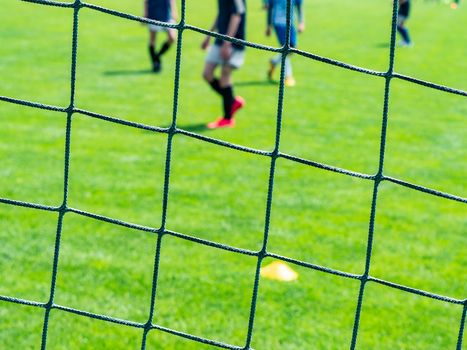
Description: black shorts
xmin=398 ymin=1 xmax=410 ymax=17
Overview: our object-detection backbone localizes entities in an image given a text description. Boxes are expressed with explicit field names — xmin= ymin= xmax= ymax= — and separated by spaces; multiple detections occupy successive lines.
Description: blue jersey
xmin=147 ymin=0 xmax=171 ymax=22
xmin=214 ymin=0 xmax=246 ymax=50
xmin=267 ymin=0 xmax=303 ymax=27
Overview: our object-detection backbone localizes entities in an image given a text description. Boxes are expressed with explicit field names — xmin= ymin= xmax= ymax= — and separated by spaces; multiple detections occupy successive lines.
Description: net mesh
xmin=0 ymin=0 xmax=466 ymax=349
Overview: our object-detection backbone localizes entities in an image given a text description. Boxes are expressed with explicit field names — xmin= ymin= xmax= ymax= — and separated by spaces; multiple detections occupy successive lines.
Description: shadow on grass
xmin=177 ymin=123 xmax=209 ymax=133
xmin=235 ymin=79 xmax=277 ymax=87
xmin=375 ymin=42 xmax=390 ymax=49
xmin=103 ymin=69 xmax=154 ymax=76
xmin=148 ymin=123 xmax=212 ymax=133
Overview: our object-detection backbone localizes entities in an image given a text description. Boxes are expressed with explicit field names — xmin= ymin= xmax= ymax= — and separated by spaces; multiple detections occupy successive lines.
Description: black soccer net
xmin=0 ymin=0 xmax=465 ymax=349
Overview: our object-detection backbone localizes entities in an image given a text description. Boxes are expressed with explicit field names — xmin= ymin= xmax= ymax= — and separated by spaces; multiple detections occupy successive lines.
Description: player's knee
xmin=203 ymin=70 xmax=213 ymax=82
xmin=220 ymin=69 xmax=232 ymax=80
xmin=168 ymin=33 xmax=176 ymax=44
xmin=219 ymin=74 xmax=231 ymax=87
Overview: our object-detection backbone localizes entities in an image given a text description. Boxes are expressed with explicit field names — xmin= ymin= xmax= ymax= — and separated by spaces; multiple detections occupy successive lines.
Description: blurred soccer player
xmin=144 ymin=0 xmax=178 ymax=72
xmin=265 ymin=0 xmax=305 ymax=87
xmin=201 ymin=0 xmax=246 ymax=129
xmin=450 ymin=0 xmax=460 ymax=9
xmin=397 ymin=0 xmax=412 ymax=47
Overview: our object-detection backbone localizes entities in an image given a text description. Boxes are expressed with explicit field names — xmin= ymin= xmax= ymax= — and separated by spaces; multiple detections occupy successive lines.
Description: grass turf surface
xmin=0 ymin=0 xmax=466 ymax=349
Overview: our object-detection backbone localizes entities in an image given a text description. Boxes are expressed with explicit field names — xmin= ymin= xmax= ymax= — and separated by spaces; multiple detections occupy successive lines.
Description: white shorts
xmin=148 ymin=19 xmax=175 ymax=32
xmin=205 ymin=44 xmax=245 ymax=69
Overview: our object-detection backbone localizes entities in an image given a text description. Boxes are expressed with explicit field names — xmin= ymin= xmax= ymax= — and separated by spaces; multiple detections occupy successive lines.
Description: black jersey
xmin=398 ymin=0 xmax=410 ymax=17
xmin=214 ymin=0 xmax=246 ymax=50
xmin=147 ymin=0 xmax=171 ymax=22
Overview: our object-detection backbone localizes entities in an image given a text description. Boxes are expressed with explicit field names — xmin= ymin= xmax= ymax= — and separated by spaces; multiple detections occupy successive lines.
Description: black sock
xmin=397 ymin=26 xmax=411 ymax=43
xmin=209 ymin=78 xmax=223 ymax=95
xmin=221 ymin=86 xmax=234 ymax=120
xmin=149 ymin=45 xmax=158 ymax=62
xmin=158 ymin=41 xmax=172 ymax=56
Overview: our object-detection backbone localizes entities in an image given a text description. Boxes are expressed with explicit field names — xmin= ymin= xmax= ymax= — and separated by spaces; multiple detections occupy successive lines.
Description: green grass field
xmin=0 ymin=0 xmax=466 ymax=349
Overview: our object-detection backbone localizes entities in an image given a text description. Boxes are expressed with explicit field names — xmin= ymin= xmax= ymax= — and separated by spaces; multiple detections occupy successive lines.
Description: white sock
xmin=285 ymin=56 xmax=293 ymax=78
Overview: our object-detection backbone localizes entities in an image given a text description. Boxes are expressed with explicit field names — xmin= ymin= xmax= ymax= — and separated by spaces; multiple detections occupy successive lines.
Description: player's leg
xmin=203 ymin=62 xmax=223 ymax=96
xmin=268 ymin=53 xmax=282 ymax=80
xmin=149 ymin=29 xmax=156 ymax=48
xmin=270 ymin=25 xmax=296 ymax=86
xmin=268 ymin=25 xmax=297 ymax=81
xmin=206 ymin=47 xmax=244 ymax=129
xmin=284 ymin=27 xmax=297 ymax=86
xmin=203 ymin=47 xmax=229 ymax=128
xmin=148 ymin=29 xmax=157 ymax=64
xmin=159 ymin=28 xmax=176 ymax=57
xmin=397 ymin=2 xmax=412 ymax=46
xmin=207 ymin=64 xmax=236 ymax=129
xmin=283 ymin=56 xmax=295 ymax=86
xmin=220 ymin=64 xmax=235 ymax=120
xmin=268 ymin=25 xmax=286 ymax=79
xmin=203 ymin=46 xmax=223 ymax=95
xmin=397 ymin=17 xmax=411 ymax=46
xmin=148 ymin=27 xmax=161 ymax=71
xmin=223 ymin=50 xmax=245 ymax=119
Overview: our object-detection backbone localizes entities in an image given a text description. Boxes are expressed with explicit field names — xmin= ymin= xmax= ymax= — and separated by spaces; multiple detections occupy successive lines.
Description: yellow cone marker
xmin=260 ymin=261 xmax=298 ymax=282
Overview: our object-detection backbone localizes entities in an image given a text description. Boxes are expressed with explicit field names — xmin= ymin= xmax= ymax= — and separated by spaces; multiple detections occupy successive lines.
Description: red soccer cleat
xmin=231 ymin=96 xmax=245 ymax=116
xmin=207 ymin=117 xmax=236 ymax=129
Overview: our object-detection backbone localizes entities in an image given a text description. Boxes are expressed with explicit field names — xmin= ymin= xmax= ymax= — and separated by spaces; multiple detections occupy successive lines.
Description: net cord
xmin=0 ymin=0 xmax=465 ymax=349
